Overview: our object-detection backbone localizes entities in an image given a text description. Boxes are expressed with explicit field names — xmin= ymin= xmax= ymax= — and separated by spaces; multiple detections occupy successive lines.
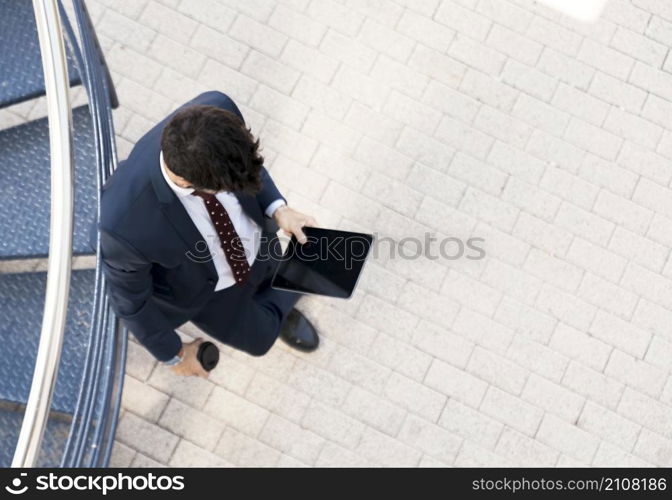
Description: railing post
xmin=12 ymin=0 xmax=74 ymax=468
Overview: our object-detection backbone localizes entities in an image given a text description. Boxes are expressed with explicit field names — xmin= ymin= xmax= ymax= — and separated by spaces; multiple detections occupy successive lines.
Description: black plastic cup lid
xmin=197 ymin=341 xmax=219 ymax=371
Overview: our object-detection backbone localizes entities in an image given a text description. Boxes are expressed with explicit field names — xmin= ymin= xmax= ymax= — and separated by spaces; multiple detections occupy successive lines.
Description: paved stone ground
xmin=29 ymin=0 xmax=672 ymax=466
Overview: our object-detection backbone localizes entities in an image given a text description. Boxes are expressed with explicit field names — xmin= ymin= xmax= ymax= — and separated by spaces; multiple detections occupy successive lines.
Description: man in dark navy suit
xmin=99 ymin=91 xmax=319 ymax=378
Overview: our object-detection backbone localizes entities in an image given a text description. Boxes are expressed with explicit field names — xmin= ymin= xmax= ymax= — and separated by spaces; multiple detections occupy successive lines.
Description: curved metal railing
xmin=61 ymin=0 xmax=125 ymax=466
xmin=11 ymin=0 xmax=74 ymax=468
xmin=10 ymin=0 xmax=124 ymax=467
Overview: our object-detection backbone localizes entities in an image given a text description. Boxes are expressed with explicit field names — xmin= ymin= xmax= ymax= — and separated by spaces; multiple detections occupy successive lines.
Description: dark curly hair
xmin=160 ymin=105 xmax=264 ymax=193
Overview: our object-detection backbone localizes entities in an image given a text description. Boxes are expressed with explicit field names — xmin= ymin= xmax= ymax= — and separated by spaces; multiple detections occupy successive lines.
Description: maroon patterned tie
xmin=193 ymin=190 xmax=251 ymax=285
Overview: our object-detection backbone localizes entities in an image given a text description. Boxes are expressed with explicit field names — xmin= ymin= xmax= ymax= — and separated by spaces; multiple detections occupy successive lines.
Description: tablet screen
xmin=271 ymin=227 xmax=374 ymax=299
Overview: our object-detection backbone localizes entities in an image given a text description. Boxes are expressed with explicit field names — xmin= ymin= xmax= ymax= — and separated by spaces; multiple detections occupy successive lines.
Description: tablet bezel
xmin=270 ymin=227 xmax=374 ymax=299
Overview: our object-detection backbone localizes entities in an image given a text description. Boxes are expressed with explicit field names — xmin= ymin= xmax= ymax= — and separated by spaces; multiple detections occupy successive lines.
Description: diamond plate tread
xmin=0 ymin=270 xmax=95 ymax=413
xmin=0 ymin=0 xmax=82 ymax=109
xmin=0 ymin=405 xmax=72 ymax=467
xmin=0 ymin=105 xmax=97 ymax=259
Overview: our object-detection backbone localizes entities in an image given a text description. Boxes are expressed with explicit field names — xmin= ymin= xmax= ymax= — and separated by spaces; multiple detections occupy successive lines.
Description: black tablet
xmin=271 ymin=227 xmax=374 ymax=299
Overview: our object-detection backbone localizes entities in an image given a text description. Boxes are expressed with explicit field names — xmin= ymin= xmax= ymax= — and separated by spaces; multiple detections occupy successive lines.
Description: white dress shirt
xmin=160 ymin=151 xmax=285 ymax=291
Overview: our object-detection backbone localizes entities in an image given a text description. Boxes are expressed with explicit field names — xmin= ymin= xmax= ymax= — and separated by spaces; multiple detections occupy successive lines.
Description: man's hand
xmin=170 ymin=338 xmax=210 ymax=378
xmin=273 ymin=205 xmax=317 ymax=244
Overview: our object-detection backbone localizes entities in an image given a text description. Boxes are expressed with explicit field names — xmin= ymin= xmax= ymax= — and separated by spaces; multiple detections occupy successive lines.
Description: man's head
xmin=160 ymin=105 xmax=264 ymax=194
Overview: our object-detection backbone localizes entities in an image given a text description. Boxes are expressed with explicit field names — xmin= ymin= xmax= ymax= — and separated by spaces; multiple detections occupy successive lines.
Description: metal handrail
xmin=12 ymin=0 xmax=74 ymax=468
xmin=60 ymin=0 xmax=125 ymax=467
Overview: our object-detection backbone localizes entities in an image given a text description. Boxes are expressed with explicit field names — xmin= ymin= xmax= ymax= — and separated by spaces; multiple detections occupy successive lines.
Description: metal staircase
xmin=0 ymin=0 xmax=81 ymax=109
xmin=0 ymin=106 xmax=97 ymax=258
xmin=0 ymin=0 xmax=125 ymax=467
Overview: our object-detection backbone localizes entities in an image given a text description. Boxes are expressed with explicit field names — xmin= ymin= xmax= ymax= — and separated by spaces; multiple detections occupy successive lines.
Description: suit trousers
xmin=189 ymin=249 xmax=301 ymax=356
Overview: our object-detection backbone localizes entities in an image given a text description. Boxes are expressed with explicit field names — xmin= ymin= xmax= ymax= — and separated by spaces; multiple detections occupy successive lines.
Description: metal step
xmin=0 ymin=402 xmax=73 ymax=467
xmin=0 ymin=106 xmax=97 ymax=260
xmin=0 ymin=269 xmax=96 ymax=414
xmin=0 ymin=0 xmax=82 ymax=110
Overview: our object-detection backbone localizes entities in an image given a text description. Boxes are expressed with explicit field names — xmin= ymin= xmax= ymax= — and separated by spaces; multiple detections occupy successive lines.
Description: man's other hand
xmin=170 ymin=338 xmax=209 ymax=378
xmin=273 ymin=205 xmax=317 ymax=244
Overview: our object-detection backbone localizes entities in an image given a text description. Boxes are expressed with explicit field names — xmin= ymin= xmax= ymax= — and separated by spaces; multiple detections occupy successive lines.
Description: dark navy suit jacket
xmin=98 ymin=91 xmax=284 ymax=361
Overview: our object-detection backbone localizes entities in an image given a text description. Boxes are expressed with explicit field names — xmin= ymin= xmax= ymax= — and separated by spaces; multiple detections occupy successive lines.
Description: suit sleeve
xmin=256 ymin=166 xmax=285 ymax=215
xmin=99 ymin=229 xmax=182 ymax=361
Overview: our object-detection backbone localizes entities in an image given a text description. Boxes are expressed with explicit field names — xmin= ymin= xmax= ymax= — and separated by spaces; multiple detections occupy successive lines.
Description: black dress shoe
xmin=279 ymin=309 xmax=319 ymax=352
